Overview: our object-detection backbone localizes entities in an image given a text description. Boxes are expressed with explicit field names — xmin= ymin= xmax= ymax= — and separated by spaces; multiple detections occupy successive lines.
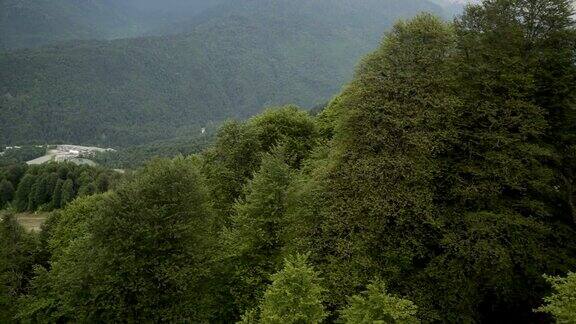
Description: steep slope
xmin=0 ymin=0 xmax=446 ymax=147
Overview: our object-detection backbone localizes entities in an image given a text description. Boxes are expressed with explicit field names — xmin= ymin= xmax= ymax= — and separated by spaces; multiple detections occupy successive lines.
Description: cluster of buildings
xmin=0 ymin=146 xmax=23 ymax=156
xmin=26 ymin=145 xmax=115 ymax=166
xmin=52 ymin=145 xmax=114 ymax=162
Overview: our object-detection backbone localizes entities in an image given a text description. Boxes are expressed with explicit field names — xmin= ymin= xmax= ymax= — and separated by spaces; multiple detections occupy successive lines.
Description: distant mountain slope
xmin=429 ymin=0 xmax=471 ymax=16
xmin=0 ymin=0 xmax=226 ymax=50
xmin=0 ymin=0 xmax=137 ymax=50
xmin=0 ymin=0 xmax=446 ymax=147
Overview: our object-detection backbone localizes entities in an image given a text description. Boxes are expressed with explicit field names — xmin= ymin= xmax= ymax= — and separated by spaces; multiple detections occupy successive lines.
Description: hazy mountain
xmin=0 ymin=0 xmax=227 ymax=50
xmin=428 ymin=0 xmax=469 ymax=16
xmin=0 ymin=0 xmax=136 ymax=50
xmin=0 ymin=0 xmax=447 ymax=147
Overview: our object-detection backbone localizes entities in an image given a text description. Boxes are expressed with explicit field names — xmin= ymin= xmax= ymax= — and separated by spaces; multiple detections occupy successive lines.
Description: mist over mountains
xmin=0 ymin=0 xmax=451 ymax=147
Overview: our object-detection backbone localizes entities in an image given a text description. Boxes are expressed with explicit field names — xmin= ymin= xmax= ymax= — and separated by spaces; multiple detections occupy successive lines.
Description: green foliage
xmin=19 ymin=157 xmax=219 ymax=322
xmin=203 ymin=107 xmax=319 ymax=318
xmin=13 ymin=174 xmax=35 ymax=212
xmin=49 ymin=194 xmax=108 ymax=257
xmin=255 ymin=254 xmax=327 ymax=324
xmin=537 ymin=272 xmax=576 ymax=323
xmin=452 ymin=0 xmax=555 ymax=219
xmin=0 ymin=164 xmax=26 ymax=185
xmin=0 ymin=0 xmax=446 ymax=147
xmin=442 ymin=1 xmax=576 ymax=320
xmin=0 ymin=146 xmax=46 ymax=166
xmin=59 ymin=179 xmax=75 ymax=208
xmin=0 ymin=214 xmax=40 ymax=322
xmin=91 ymin=134 xmax=214 ymax=169
xmin=1 ymin=163 xmax=119 ymax=212
xmin=339 ymin=280 xmax=419 ymax=324
xmin=202 ymin=106 xmax=319 ymax=221
xmin=3 ymin=1 xmax=576 ymax=323
xmin=226 ymin=153 xmax=294 ymax=312
xmin=51 ymin=179 xmax=65 ymax=209
xmin=284 ymin=3 xmax=576 ymax=322
xmin=285 ymin=12 xmax=459 ymax=317
xmin=0 ymin=179 xmax=14 ymax=208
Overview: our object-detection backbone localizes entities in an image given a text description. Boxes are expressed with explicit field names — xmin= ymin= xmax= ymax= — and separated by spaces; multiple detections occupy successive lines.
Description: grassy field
xmin=15 ymin=213 xmax=48 ymax=232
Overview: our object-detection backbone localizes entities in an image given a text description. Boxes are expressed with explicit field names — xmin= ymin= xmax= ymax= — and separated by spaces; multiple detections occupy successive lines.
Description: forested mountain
xmin=0 ymin=0 xmax=446 ymax=147
xmin=0 ymin=0 xmax=140 ymax=50
xmin=0 ymin=0 xmax=226 ymax=50
xmin=2 ymin=1 xmax=576 ymax=323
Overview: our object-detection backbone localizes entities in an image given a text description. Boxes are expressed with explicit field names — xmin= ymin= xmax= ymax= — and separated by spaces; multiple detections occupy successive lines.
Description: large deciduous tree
xmin=286 ymin=13 xmax=459 ymax=318
xmin=18 ymin=157 xmax=219 ymax=322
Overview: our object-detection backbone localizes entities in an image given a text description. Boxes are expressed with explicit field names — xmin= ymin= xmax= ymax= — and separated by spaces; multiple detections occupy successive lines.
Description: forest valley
xmin=1 ymin=0 xmax=576 ymax=323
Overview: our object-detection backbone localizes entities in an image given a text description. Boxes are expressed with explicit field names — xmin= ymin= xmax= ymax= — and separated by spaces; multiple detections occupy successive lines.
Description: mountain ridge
xmin=0 ymin=0 xmax=448 ymax=147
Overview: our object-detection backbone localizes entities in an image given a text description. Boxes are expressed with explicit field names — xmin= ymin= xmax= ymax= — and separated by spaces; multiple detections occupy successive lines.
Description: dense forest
xmin=0 ymin=0 xmax=446 ymax=147
xmin=0 ymin=0 xmax=227 ymax=50
xmin=0 ymin=163 xmax=120 ymax=212
xmin=91 ymin=133 xmax=214 ymax=169
xmin=0 ymin=146 xmax=46 ymax=166
xmin=2 ymin=0 xmax=576 ymax=323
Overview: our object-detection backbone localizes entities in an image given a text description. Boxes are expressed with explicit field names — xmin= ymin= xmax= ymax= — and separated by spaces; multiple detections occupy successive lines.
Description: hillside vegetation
xmin=0 ymin=0 xmax=227 ymax=50
xmin=0 ymin=162 xmax=120 ymax=212
xmin=1 ymin=0 xmax=576 ymax=322
xmin=0 ymin=0 xmax=142 ymax=50
xmin=0 ymin=0 xmax=445 ymax=147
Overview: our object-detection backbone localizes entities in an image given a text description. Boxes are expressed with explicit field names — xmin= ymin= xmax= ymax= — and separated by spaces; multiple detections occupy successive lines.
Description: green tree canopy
xmin=537 ymin=272 xmax=576 ymax=323
xmin=339 ymin=280 xmax=419 ymax=324
xmin=256 ymin=254 xmax=326 ymax=324
xmin=285 ymin=12 xmax=459 ymax=316
xmin=202 ymin=106 xmax=318 ymax=221
xmin=0 ymin=180 xmax=14 ymax=208
xmin=18 ymin=157 xmax=219 ymax=322
xmin=13 ymin=174 xmax=34 ymax=212
xmin=0 ymin=214 xmax=40 ymax=322
xmin=225 ymin=152 xmax=294 ymax=313
xmin=59 ymin=179 xmax=75 ymax=208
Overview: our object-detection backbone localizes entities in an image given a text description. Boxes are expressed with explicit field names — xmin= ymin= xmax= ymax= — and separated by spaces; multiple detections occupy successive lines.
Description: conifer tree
xmin=0 ymin=179 xmax=14 ymax=208
xmin=51 ymin=179 xmax=64 ymax=210
xmin=13 ymin=174 xmax=34 ymax=212
xmin=3 ymin=165 xmax=26 ymax=187
xmin=28 ymin=176 xmax=50 ymax=210
xmin=59 ymin=179 xmax=75 ymax=207
xmin=226 ymin=152 xmax=293 ymax=312
xmin=339 ymin=280 xmax=419 ymax=324
xmin=256 ymin=254 xmax=326 ymax=324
